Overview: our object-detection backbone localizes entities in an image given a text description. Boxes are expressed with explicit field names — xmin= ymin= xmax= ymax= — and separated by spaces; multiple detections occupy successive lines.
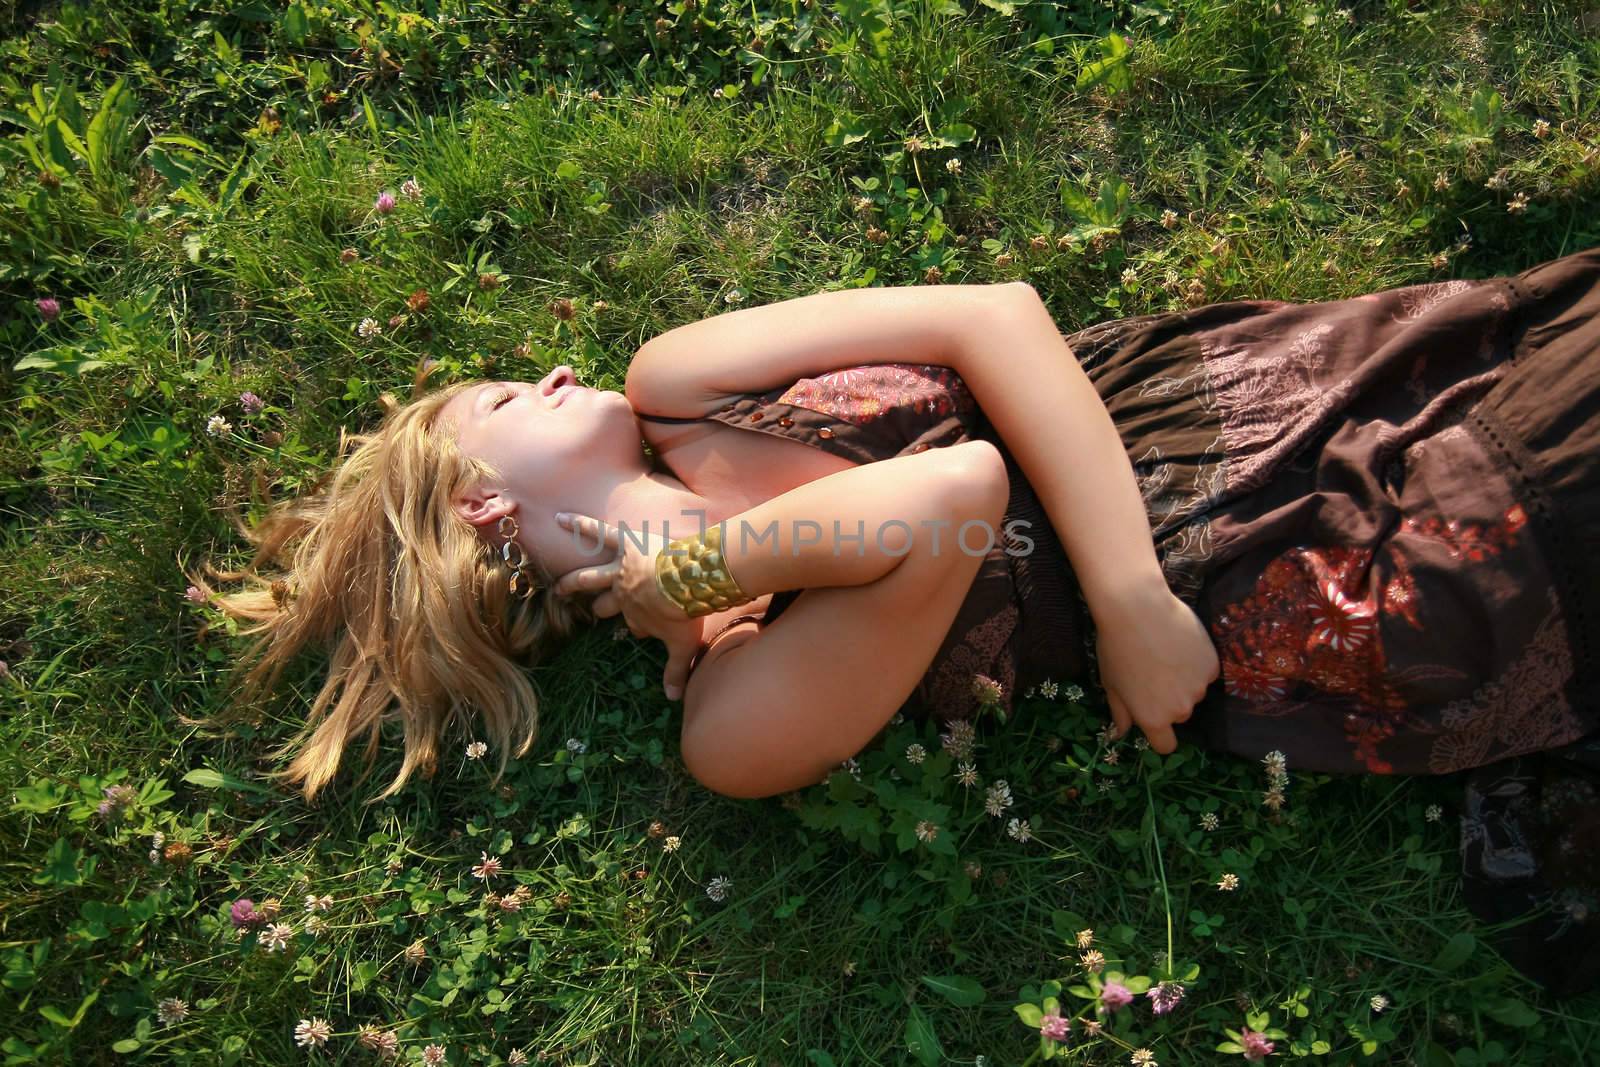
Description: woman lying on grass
xmin=192 ymin=249 xmax=1600 ymax=995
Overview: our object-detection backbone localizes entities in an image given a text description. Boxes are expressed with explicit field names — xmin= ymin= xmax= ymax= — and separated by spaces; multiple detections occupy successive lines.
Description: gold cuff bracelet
xmin=653 ymin=523 xmax=755 ymax=618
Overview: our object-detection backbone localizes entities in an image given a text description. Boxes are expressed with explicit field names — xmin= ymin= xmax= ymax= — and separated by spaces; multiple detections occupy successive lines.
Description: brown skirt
xmin=1060 ymin=247 xmax=1600 ymax=994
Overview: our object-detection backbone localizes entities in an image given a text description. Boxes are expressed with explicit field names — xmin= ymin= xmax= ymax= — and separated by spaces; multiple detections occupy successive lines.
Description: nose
xmin=542 ymin=365 xmax=576 ymax=397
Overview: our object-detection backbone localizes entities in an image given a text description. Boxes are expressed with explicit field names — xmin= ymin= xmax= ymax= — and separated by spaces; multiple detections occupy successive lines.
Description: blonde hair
xmin=183 ymin=361 xmax=596 ymax=802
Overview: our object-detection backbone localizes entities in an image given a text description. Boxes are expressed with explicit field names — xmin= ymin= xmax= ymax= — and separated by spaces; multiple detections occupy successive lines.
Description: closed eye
xmin=490 ymin=389 xmax=515 ymax=410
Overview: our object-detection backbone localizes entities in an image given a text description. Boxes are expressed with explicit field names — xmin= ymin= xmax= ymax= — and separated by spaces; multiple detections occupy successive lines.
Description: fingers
xmin=663 ymin=647 xmax=692 ymax=702
xmin=1107 ymin=689 xmax=1191 ymax=756
xmin=591 ymin=590 xmax=620 ymax=619
xmin=555 ymin=511 xmax=617 ymax=556
xmin=1145 ymin=723 xmax=1179 ymax=755
xmin=551 ymin=561 xmax=620 ymax=597
xmin=1106 ymin=689 xmax=1134 ymax=740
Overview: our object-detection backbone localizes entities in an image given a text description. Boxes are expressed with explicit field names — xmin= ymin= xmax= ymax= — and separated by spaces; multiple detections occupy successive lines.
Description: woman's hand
xmin=1092 ymin=582 xmax=1220 ymax=754
xmin=550 ymin=512 xmax=706 ymax=701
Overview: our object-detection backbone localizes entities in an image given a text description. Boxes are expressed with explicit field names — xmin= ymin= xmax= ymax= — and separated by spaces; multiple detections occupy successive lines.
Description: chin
xmin=594 ymin=389 xmax=638 ymax=417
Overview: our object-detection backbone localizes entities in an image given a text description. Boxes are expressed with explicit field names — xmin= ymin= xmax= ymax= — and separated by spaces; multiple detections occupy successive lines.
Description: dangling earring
xmin=496 ymin=514 xmax=538 ymax=600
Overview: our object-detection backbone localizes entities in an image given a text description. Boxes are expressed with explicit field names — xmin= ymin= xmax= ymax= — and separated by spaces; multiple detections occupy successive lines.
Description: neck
xmin=530 ymin=461 xmax=753 ymax=587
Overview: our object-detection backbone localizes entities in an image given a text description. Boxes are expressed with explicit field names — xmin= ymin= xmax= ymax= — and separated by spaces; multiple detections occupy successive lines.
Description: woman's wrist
xmin=1083 ymin=566 xmax=1173 ymax=627
xmin=654 ymin=523 xmax=759 ymax=618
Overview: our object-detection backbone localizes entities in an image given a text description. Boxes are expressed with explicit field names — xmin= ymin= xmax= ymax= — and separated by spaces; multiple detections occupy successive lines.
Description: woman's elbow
xmin=683 ymin=758 xmax=777 ymax=801
xmin=681 ymin=731 xmax=830 ymax=801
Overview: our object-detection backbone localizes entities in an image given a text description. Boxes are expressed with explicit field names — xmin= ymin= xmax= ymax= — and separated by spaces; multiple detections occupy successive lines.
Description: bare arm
xmin=624 ymin=280 xmax=1212 ymax=752
xmin=625 ymin=284 xmax=1009 ymax=417
xmin=703 ymin=438 xmax=1007 ymax=598
xmin=952 ymin=284 xmax=1219 ymax=753
xmin=952 ymin=283 xmax=1167 ymax=618
xmin=552 ymin=440 xmax=1010 ymax=798
xmin=628 ymin=280 xmax=1167 ymax=618
xmin=681 ymin=441 xmax=1010 ymax=798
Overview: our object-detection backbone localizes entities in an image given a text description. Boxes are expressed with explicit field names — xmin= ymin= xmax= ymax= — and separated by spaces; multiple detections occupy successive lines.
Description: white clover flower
xmin=293 ymin=1017 xmax=331 ymax=1048
xmin=904 ymin=743 xmax=926 ymax=765
xmin=358 ymin=1026 xmax=400 ymax=1057
xmin=466 ymin=740 xmax=488 ymax=760
xmin=566 ymin=737 xmax=587 ymax=755
xmin=205 ymin=415 xmax=232 ymax=437
xmin=260 ymin=923 xmax=294 ymax=953
xmin=401 ymin=176 xmax=423 ymax=200
xmin=1370 ymin=994 xmax=1390 ymax=1013
xmin=662 ymin=835 xmax=682 ymax=853
xmin=1006 ymin=817 xmax=1033 ymax=843
xmin=955 ymin=761 xmax=979 ymax=788
xmin=1064 ymin=684 xmax=1084 ymax=702
xmin=940 ymin=719 xmax=976 ymax=760
xmin=156 ymin=997 xmax=189 ymax=1026
xmin=984 ymin=780 xmax=1013 ymax=817
xmin=705 ymin=876 xmax=733 ymax=902
xmin=945 ymin=157 xmax=962 ymax=174
xmin=1039 ymin=679 xmax=1059 ymax=699
xmin=304 ymin=893 xmax=333 ymax=914
xmin=1425 ymin=804 xmax=1443 ymax=823
xmin=915 ymin=820 xmax=939 ymax=843
xmin=970 ymin=673 xmax=1005 ymax=705
xmin=1200 ymin=812 xmax=1220 ymax=832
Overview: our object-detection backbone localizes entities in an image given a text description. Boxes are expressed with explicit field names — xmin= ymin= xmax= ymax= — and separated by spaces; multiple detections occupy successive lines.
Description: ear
xmin=452 ymin=485 xmax=516 ymax=532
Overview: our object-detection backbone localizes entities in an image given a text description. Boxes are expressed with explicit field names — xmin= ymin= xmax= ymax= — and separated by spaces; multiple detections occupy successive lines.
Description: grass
xmin=2 ymin=0 xmax=1599 ymax=1063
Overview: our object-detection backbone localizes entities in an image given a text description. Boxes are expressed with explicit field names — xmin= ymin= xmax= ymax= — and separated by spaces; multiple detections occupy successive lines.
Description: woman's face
xmin=440 ymin=365 xmax=642 ymax=525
